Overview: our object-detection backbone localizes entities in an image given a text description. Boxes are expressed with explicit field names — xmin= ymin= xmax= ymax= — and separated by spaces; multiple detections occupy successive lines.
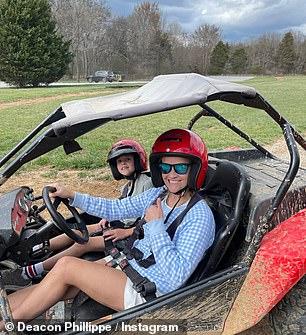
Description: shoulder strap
xmin=141 ymin=171 xmax=151 ymax=177
xmin=166 ymin=192 xmax=203 ymax=240
xmin=113 ymin=188 xmax=167 ymax=252
xmin=119 ymin=182 xmax=130 ymax=199
xmin=127 ymin=179 xmax=136 ymax=197
xmin=127 ymin=191 xmax=203 ymax=268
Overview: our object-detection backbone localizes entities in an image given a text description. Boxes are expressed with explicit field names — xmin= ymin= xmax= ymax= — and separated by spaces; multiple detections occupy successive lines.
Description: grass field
xmin=0 ymin=76 xmax=305 ymax=173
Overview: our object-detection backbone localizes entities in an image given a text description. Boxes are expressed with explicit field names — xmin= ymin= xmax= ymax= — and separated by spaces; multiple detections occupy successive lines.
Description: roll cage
xmin=0 ymin=74 xmax=305 ymax=261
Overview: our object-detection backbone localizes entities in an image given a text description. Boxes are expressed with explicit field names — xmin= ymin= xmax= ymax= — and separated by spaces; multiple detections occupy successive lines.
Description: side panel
xmin=223 ymin=209 xmax=306 ymax=334
xmin=143 ymin=275 xmax=245 ymax=333
xmin=92 ymin=268 xmax=247 ymax=335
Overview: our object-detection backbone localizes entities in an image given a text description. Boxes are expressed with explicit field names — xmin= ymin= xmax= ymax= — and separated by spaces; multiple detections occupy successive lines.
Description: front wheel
xmin=269 ymin=275 xmax=306 ymax=334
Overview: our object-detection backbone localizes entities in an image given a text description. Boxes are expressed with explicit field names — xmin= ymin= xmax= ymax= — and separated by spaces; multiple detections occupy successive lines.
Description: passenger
xmin=1 ymin=139 xmax=153 ymax=288
xmin=0 ymin=128 xmax=215 ymax=326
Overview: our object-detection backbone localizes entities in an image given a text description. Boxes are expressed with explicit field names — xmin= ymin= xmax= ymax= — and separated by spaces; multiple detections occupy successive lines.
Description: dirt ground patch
xmin=265 ymin=136 xmax=306 ymax=166
xmin=0 ymin=167 xmax=124 ymax=199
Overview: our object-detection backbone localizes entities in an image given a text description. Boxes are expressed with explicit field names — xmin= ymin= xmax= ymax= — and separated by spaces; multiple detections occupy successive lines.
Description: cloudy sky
xmin=107 ymin=0 xmax=306 ymax=42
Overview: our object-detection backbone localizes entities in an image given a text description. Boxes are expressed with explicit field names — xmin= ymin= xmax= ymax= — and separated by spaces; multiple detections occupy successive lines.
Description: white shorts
xmin=124 ymin=277 xmax=147 ymax=309
xmin=103 ymin=255 xmax=146 ymax=309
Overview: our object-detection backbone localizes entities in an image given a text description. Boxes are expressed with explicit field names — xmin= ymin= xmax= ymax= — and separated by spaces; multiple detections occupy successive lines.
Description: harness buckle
xmin=119 ymin=259 xmax=129 ymax=270
xmin=105 ymin=248 xmax=157 ymax=301
xmin=109 ymin=247 xmax=121 ymax=259
xmin=106 ymin=259 xmax=117 ymax=268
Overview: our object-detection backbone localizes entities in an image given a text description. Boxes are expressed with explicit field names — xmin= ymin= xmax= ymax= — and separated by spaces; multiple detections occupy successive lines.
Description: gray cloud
xmin=107 ymin=0 xmax=306 ymax=41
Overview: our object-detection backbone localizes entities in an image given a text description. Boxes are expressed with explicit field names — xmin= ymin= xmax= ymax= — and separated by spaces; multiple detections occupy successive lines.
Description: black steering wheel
xmin=42 ymin=186 xmax=89 ymax=244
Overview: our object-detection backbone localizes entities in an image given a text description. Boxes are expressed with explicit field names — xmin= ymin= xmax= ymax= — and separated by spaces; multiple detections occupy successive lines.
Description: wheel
xmin=87 ymin=77 xmax=93 ymax=83
xmin=42 ymin=186 xmax=89 ymax=244
xmin=269 ymin=275 xmax=306 ymax=334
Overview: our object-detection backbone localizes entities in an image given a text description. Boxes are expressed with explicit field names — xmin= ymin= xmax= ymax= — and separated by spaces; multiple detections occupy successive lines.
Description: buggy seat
xmin=187 ymin=160 xmax=251 ymax=283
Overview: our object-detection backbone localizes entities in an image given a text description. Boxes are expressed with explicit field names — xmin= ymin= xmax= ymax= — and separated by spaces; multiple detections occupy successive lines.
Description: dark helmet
xmin=149 ymin=129 xmax=208 ymax=190
xmin=107 ymin=139 xmax=148 ymax=180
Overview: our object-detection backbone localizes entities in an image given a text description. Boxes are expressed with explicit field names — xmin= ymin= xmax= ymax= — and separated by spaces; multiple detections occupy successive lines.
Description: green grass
xmin=0 ymin=76 xmax=305 ymax=173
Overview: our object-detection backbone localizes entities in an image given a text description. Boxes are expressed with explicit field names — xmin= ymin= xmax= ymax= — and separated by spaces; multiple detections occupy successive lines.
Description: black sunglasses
xmin=159 ymin=162 xmax=191 ymax=175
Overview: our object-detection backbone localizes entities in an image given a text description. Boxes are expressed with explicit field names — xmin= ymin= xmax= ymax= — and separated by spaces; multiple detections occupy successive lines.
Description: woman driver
xmin=0 ymin=128 xmax=215 ymax=326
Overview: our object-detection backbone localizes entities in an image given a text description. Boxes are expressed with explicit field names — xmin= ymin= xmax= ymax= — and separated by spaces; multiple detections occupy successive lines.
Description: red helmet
xmin=107 ymin=139 xmax=148 ymax=180
xmin=149 ymin=129 xmax=208 ymax=190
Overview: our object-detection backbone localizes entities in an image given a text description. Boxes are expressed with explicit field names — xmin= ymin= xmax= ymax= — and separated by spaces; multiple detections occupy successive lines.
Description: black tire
xmin=269 ymin=275 xmax=306 ymax=334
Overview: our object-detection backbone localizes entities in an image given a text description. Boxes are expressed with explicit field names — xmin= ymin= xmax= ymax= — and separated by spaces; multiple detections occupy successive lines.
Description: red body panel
xmin=223 ymin=208 xmax=306 ymax=334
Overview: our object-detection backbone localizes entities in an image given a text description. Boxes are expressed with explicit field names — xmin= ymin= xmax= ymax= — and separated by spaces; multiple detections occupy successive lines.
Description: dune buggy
xmin=0 ymin=73 xmax=305 ymax=334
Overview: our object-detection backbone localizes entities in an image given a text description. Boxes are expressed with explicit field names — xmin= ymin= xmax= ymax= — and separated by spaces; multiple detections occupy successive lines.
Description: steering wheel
xmin=42 ymin=186 xmax=89 ymax=244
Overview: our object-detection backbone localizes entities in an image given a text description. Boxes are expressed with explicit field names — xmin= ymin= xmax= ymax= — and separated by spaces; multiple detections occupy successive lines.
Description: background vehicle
xmin=0 ymin=73 xmax=305 ymax=334
xmin=86 ymin=70 xmax=122 ymax=83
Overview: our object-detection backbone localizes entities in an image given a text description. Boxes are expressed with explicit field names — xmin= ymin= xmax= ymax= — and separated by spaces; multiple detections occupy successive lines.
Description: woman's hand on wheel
xmin=49 ymin=183 xmax=75 ymax=200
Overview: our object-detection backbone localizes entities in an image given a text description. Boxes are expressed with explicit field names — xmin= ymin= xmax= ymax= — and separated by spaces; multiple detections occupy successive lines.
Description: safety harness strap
xmin=106 ymin=247 xmax=157 ymax=301
xmin=125 ymin=192 xmax=203 ymax=268
xmin=104 ymin=191 xmax=203 ymax=301
xmin=104 ymin=189 xmax=167 ymax=255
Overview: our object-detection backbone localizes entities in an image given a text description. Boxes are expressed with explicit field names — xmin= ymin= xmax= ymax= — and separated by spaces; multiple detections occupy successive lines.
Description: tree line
xmin=51 ymin=0 xmax=306 ymax=79
xmin=0 ymin=0 xmax=305 ymax=87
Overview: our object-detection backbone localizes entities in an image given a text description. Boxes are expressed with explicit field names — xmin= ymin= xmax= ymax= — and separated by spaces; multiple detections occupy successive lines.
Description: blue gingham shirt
xmin=72 ymin=187 xmax=215 ymax=295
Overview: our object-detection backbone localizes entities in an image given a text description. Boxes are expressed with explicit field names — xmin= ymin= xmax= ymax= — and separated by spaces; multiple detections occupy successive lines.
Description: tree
xmin=209 ymin=41 xmax=230 ymax=75
xmin=246 ymin=33 xmax=281 ymax=74
xmin=51 ymin=0 xmax=111 ymax=80
xmin=276 ymin=32 xmax=296 ymax=74
xmin=127 ymin=2 xmax=167 ymax=78
xmin=148 ymin=30 xmax=173 ymax=75
xmin=105 ymin=16 xmax=130 ymax=75
xmin=0 ymin=0 xmax=73 ymax=87
xmin=166 ymin=22 xmax=191 ymax=73
xmin=191 ymin=24 xmax=221 ymax=74
xmin=230 ymin=47 xmax=248 ymax=74
xmin=292 ymin=31 xmax=306 ymax=74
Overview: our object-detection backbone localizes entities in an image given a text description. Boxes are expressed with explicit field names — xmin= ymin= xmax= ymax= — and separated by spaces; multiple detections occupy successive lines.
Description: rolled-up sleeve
xmin=144 ymin=218 xmax=165 ymax=235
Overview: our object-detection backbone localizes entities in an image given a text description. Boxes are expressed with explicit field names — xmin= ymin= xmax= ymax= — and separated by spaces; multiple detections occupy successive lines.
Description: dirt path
xmin=0 ymin=90 xmax=115 ymax=110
